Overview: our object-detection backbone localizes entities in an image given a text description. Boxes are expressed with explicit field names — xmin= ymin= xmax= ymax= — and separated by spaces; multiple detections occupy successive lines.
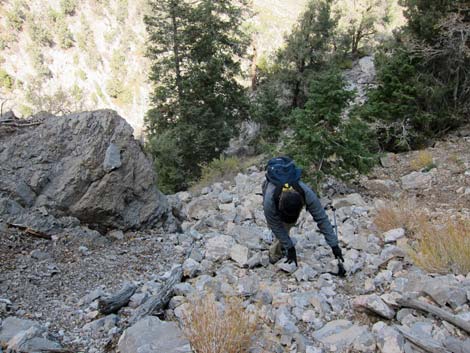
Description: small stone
xmin=108 ymin=229 xmax=124 ymax=240
xmin=401 ymin=172 xmax=432 ymax=190
xmin=277 ymin=261 xmax=297 ymax=273
xmin=237 ymin=275 xmax=259 ymax=297
xmin=294 ymin=265 xmax=317 ymax=282
xmin=205 ymin=234 xmax=235 ymax=262
xmin=30 ymin=249 xmax=50 ymax=261
xmin=353 ymin=294 xmax=396 ymax=319
xmin=78 ymin=246 xmax=89 ymax=255
xmin=383 ymin=228 xmax=405 ymax=243
xmin=218 ymin=192 xmax=233 ymax=204
xmin=230 ymin=244 xmax=250 ymax=267
xmin=275 ymin=307 xmax=298 ymax=335
xmin=173 ymin=283 xmax=194 ymax=297
xmin=183 ymin=258 xmax=201 ymax=278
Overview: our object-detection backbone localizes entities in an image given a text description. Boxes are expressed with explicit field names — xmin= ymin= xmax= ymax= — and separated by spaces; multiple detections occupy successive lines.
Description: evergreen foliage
xmin=0 ymin=69 xmax=14 ymax=90
xmin=60 ymin=0 xmax=77 ymax=16
xmin=276 ymin=0 xmax=337 ymax=108
xmin=287 ymin=69 xmax=377 ymax=185
xmin=250 ymin=82 xmax=286 ymax=142
xmin=145 ymin=0 xmax=251 ymax=192
xmin=356 ymin=0 xmax=469 ymax=151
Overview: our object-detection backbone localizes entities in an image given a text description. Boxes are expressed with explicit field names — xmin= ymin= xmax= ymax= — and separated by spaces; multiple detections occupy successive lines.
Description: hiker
xmin=262 ymin=156 xmax=344 ymax=269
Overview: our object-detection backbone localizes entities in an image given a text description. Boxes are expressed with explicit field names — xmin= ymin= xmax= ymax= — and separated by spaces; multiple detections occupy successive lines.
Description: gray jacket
xmin=262 ymin=181 xmax=338 ymax=250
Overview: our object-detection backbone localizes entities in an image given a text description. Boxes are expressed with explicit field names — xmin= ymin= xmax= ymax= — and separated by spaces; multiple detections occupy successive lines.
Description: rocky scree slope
xmin=2 ymin=134 xmax=470 ymax=352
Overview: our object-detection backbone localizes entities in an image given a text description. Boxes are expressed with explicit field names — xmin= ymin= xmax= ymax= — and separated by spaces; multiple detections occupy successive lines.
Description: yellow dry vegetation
xmin=182 ymin=293 xmax=259 ymax=353
xmin=410 ymin=150 xmax=434 ymax=171
xmin=373 ymin=199 xmax=427 ymax=236
xmin=410 ymin=217 xmax=470 ymax=275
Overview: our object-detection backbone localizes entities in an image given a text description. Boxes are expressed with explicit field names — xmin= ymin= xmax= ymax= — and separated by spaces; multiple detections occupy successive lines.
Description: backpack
xmin=266 ymin=156 xmax=302 ymax=186
xmin=265 ymin=157 xmax=306 ymax=222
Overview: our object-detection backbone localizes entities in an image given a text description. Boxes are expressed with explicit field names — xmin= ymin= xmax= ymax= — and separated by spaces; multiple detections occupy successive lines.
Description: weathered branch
xmin=7 ymin=223 xmax=51 ymax=240
xmin=395 ymin=325 xmax=448 ymax=353
xmin=98 ymin=283 xmax=137 ymax=315
xmin=397 ymin=295 xmax=470 ymax=335
xmin=128 ymin=265 xmax=183 ymax=325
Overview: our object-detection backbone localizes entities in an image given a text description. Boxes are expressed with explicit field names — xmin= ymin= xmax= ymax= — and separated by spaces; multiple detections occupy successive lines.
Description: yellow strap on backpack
xmin=282 ymin=183 xmax=293 ymax=192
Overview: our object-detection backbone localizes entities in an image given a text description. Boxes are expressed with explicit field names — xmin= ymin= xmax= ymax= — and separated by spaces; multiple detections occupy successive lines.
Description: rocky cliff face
xmin=0 ymin=110 xmax=169 ymax=233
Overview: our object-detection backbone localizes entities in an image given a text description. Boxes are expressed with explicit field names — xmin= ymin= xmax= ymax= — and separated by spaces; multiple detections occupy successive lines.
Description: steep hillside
xmin=0 ymin=0 xmax=308 ymax=134
xmin=1 ymin=131 xmax=470 ymax=352
xmin=0 ymin=0 xmax=150 ymax=133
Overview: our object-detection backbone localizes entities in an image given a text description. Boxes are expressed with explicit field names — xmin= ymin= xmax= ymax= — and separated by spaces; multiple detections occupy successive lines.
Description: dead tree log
xmin=98 ymin=283 xmax=137 ymax=315
xmin=397 ymin=295 xmax=470 ymax=335
xmin=128 ymin=265 xmax=183 ymax=325
xmin=395 ymin=326 xmax=448 ymax=353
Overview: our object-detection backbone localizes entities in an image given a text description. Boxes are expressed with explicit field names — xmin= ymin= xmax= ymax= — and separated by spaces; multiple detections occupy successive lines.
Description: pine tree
xmin=145 ymin=0 xmax=251 ymax=192
xmin=288 ymin=69 xmax=377 ymax=185
xmin=276 ymin=0 xmax=337 ymax=108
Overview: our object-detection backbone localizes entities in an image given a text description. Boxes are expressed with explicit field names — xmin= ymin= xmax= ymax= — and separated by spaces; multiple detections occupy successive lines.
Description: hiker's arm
xmin=300 ymin=182 xmax=338 ymax=248
xmin=263 ymin=187 xmax=293 ymax=250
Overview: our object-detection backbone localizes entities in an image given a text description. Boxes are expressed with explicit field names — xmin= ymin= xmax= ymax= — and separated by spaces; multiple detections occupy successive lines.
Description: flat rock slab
xmin=353 ymin=294 xmax=396 ymax=319
xmin=313 ymin=320 xmax=369 ymax=348
xmin=0 ymin=317 xmax=37 ymax=345
xmin=332 ymin=193 xmax=366 ymax=208
xmin=118 ymin=316 xmax=191 ymax=353
xmin=401 ymin=172 xmax=432 ymax=190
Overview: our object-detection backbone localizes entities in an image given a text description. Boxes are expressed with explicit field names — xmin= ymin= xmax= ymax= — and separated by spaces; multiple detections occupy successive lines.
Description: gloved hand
xmin=285 ymin=246 xmax=298 ymax=267
xmin=332 ymin=245 xmax=344 ymax=262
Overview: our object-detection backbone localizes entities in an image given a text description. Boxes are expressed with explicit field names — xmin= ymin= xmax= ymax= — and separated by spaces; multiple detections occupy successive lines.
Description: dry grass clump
xmin=410 ymin=150 xmax=435 ymax=171
xmin=374 ymin=200 xmax=428 ymax=236
xmin=182 ymin=293 xmax=259 ymax=353
xmin=409 ymin=218 xmax=470 ymax=275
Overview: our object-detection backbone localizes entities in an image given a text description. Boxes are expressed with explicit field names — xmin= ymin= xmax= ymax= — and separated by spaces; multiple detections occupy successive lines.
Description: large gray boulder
xmin=117 ymin=316 xmax=191 ymax=353
xmin=0 ymin=110 xmax=168 ymax=231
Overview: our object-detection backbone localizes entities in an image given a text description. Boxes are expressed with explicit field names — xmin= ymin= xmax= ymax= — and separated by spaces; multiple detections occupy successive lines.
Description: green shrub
xmin=106 ymin=78 xmax=124 ymax=98
xmin=60 ymin=0 xmax=77 ymax=16
xmin=77 ymin=69 xmax=87 ymax=81
xmin=104 ymin=29 xmax=119 ymax=44
xmin=56 ymin=18 xmax=74 ymax=49
xmin=115 ymin=0 xmax=128 ymax=24
xmin=355 ymin=46 xmax=456 ymax=152
xmin=18 ymin=104 xmax=33 ymax=117
xmin=0 ymin=69 xmax=14 ymax=90
xmin=70 ymin=83 xmax=83 ymax=101
xmin=287 ymin=68 xmax=378 ymax=186
xmin=28 ymin=21 xmax=54 ymax=47
xmin=146 ymin=126 xmax=186 ymax=194
xmin=27 ymin=45 xmax=52 ymax=78
xmin=95 ymin=83 xmax=106 ymax=100
xmin=116 ymin=86 xmax=133 ymax=105
xmin=195 ymin=155 xmax=244 ymax=190
xmin=250 ymin=83 xmax=287 ymax=142
xmin=6 ymin=1 xmax=28 ymax=31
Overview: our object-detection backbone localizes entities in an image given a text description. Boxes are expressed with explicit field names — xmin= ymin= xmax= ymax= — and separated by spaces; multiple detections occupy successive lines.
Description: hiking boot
xmin=269 ymin=240 xmax=283 ymax=264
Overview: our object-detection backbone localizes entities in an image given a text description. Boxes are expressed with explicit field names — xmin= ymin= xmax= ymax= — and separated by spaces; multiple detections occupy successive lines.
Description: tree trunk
xmin=251 ymin=41 xmax=258 ymax=91
xmin=170 ymin=3 xmax=183 ymax=102
xmin=128 ymin=265 xmax=183 ymax=326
